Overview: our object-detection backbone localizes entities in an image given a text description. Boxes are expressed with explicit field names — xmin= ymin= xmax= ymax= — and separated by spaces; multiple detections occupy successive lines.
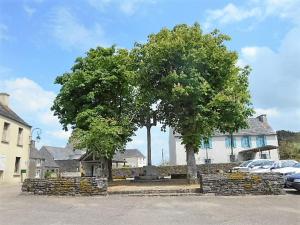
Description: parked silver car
xmin=250 ymin=160 xmax=298 ymax=173
xmin=232 ymin=159 xmax=275 ymax=172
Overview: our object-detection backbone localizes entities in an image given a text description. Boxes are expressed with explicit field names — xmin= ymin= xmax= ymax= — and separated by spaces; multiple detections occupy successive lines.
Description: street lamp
xmin=31 ymin=128 xmax=42 ymax=142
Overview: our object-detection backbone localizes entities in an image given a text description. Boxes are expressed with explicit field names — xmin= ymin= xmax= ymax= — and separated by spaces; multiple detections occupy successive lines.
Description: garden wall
xmin=112 ymin=163 xmax=238 ymax=178
xmin=201 ymin=173 xmax=285 ymax=195
xmin=22 ymin=177 xmax=107 ymax=196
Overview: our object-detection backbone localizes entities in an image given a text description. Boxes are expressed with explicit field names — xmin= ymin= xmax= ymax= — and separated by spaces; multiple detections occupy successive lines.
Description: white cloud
xmin=88 ymin=0 xmax=156 ymax=16
xmin=1 ymin=78 xmax=55 ymax=113
xmin=240 ymin=26 xmax=300 ymax=131
xmin=0 ymin=24 xmax=9 ymax=42
xmin=49 ymin=7 xmax=107 ymax=50
xmin=205 ymin=3 xmax=261 ymax=28
xmin=47 ymin=130 xmax=71 ymax=140
xmin=255 ymin=108 xmax=280 ymax=117
xmin=24 ymin=5 xmax=36 ymax=17
xmin=0 ymin=77 xmax=71 ymax=145
xmin=204 ymin=0 xmax=300 ymax=29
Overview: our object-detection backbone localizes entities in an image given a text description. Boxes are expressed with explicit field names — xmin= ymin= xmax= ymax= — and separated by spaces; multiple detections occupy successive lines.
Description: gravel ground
xmin=0 ymin=184 xmax=299 ymax=225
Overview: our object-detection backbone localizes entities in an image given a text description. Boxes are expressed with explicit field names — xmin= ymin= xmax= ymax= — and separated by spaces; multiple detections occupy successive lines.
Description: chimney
xmin=257 ymin=114 xmax=267 ymax=123
xmin=30 ymin=140 xmax=36 ymax=148
xmin=0 ymin=93 xmax=9 ymax=107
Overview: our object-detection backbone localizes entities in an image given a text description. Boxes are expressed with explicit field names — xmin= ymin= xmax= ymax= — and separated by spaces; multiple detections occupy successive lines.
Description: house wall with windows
xmin=169 ymin=115 xmax=279 ymax=165
xmin=0 ymin=93 xmax=31 ymax=183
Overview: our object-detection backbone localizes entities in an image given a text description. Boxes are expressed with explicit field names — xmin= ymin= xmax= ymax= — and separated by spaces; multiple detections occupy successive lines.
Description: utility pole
xmin=161 ymin=148 xmax=164 ymax=165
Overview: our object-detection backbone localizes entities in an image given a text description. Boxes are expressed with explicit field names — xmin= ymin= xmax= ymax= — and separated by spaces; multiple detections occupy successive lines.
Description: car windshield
xmin=280 ymin=160 xmax=297 ymax=168
xmin=262 ymin=160 xmax=274 ymax=166
xmin=293 ymin=163 xmax=300 ymax=168
xmin=239 ymin=160 xmax=253 ymax=167
xmin=251 ymin=160 xmax=266 ymax=167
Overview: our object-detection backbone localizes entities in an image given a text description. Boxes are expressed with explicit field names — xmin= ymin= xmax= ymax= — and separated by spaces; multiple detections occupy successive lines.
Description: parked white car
xmin=232 ymin=159 xmax=275 ymax=172
xmin=250 ymin=160 xmax=298 ymax=173
xmin=271 ymin=162 xmax=300 ymax=176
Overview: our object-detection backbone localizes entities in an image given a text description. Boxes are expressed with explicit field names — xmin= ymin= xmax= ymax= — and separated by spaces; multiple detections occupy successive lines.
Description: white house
xmin=169 ymin=115 xmax=279 ymax=165
xmin=114 ymin=149 xmax=146 ymax=168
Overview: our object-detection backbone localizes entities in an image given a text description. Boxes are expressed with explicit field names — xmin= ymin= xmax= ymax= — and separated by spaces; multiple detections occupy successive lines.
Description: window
xmin=17 ymin=128 xmax=23 ymax=146
xmin=2 ymin=122 xmax=10 ymax=143
xmin=36 ymin=159 xmax=41 ymax=167
xmin=35 ymin=169 xmax=41 ymax=178
xmin=204 ymin=159 xmax=211 ymax=164
xmin=256 ymin=135 xmax=266 ymax=147
xmin=241 ymin=136 xmax=251 ymax=148
xmin=14 ymin=157 xmax=20 ymax=173
xmin=225 ymin=136 xmax=236 ymax=148
xmin=201 ymin=138 xmax=212 ymax=149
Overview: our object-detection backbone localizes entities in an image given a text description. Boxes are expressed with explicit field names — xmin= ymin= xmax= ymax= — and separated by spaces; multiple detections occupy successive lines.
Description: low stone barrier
xmin=112 ymin=163 xmax=238 ymax=178
xmin=22 ymin=177 xmax=107 ymax=196
xmin=201 ymin=173 xmax=285 ymax=195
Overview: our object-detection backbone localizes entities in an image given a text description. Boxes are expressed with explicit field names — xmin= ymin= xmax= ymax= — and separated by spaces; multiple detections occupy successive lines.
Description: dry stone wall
xmin=201 ymin=173 xmax=285 ymax=195
xmin=112 ymin=163 xmax=238 ymax=178
xmin=22 ymin=177 xmax=107 ymax=196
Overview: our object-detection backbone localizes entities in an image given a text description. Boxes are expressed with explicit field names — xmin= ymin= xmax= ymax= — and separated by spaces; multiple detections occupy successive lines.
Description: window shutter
xmin=249 ymin=136 xmax=252 ymax=148
xmin=263 ymin=135 xmax=267 ymax=146
xmin=241 ymin=137 xmax=245 ymax=148
xmin=209 ymin=138 xmax=212 ymax=149
xmin=256 ymin=136 xmax=260 ymax=147
xmin=233 ymin=137 xmax=237 ymax=148
xmin=225 ymin=137 xmax=230 ymax=148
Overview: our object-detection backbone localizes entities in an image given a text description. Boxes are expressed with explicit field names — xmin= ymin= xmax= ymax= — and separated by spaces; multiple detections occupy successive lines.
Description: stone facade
xmin=112 ymin=163 xmax=238 ymax=178
xmin=200 ymin=173 xmax=285 ymax=195
xmin=22 ymin=177 xmax=107 ymax=196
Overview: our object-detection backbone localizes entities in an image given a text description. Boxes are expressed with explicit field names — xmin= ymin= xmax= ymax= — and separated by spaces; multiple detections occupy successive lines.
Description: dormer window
xmin=2 ymin=122 xmax=10 ymax=143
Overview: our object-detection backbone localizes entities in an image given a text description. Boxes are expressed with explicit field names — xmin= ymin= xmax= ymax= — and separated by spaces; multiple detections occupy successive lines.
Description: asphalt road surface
xmin=0 ymin=184 xmax=299 ymax=225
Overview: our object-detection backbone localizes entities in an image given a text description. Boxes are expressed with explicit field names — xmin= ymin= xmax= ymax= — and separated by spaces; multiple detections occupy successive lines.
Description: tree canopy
xmin=52 ymin=23 xmax=253 ymax=181
xmin=52 ymin=46 xmax=137 ymax=159
xmin=132 ymin=23 xmax=253 ymax=180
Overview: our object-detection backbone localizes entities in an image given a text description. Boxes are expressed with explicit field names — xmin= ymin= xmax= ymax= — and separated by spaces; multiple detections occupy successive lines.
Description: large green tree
xmin=133 ymin=24 xmax=253 ymax=181
xmin=51 ymin=46 xmax=137 ymax=180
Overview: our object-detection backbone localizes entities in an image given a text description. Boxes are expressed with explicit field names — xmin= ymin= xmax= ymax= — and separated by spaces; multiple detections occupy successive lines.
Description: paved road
xmin=0 ymin=184 xmax=299 ymax=225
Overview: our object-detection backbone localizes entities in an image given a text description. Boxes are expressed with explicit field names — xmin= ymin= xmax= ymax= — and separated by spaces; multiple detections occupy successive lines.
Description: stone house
xmin=79 ymin=152 xmax=126 ymax=177
xmin=169 ymin=115 xmax=279 ymax=165
xmin=28 ymin=140 xmax=60 ymax=178
xmin=0 ymin=93 xmax=31 ymax=183
xmin=39 ymin=145 xmax=83 ymax=177
xmin=28 ymin=140 xmax=45 ymax=178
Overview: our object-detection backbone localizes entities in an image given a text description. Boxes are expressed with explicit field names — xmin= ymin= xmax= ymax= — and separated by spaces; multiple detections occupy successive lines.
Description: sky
xmin=1 ymin=0 xmax=300 ymax=165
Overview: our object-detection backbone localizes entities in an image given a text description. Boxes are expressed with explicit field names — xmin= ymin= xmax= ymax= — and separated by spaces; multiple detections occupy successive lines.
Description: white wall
xmin=170 ymin=134 xmax=279 ymax=165
xmin=125 ymin=157 xmax=146 ymax=168
xmin=0 ymin=115 xmax=31 ymax=183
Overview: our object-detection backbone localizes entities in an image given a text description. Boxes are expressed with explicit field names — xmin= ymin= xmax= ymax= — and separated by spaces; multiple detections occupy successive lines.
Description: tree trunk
xmin=186 ymin=146 xmax=197 ymax=183
xmin=146 ymin=124 xmax=152 ymax=166
xmin=107 ymin=159 xmax=113 ymax=182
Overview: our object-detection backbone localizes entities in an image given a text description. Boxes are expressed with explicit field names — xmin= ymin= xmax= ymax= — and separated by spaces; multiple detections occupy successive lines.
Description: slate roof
xmin=114 ymin=149 xmax=145 ymax=161
xmin=39 ymin=148 xmax=60 ymax=168
xmin=174 ymin=116 xmax=276 ymax=137
xmin=0 ymin=102 xmax=31 ymax=127
xmin=41 ymin=145 xmax=85 ymax=160
xmin=30 ymin=146 xmax=43 ymax=159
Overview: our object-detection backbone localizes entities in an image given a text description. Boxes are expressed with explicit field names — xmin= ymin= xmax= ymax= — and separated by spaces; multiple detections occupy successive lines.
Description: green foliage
xmin=44 ymin=171 xmax=52 ymax=179
xmin=133 ymin=23 xmax=253 ymax=152
xmin=52 ymin=46 xmax=137 ymax=159
xmin=277 ymin=130 xmax=300 ymax=161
